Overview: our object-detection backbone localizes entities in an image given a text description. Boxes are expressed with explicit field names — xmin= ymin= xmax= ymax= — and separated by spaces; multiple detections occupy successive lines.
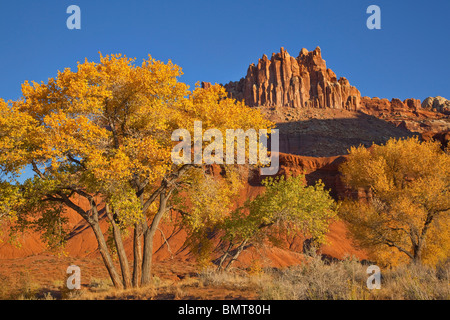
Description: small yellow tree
xmin=339 ymin=137 xmax=450 ymax=267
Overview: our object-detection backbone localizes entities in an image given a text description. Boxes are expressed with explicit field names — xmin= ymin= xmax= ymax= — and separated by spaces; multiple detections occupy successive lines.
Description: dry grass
xmin=259 ymin=254 xmax=370 ymax=300
xmin=60 ymin=269 xmax=261 ymax=300
xmin=372 ymin=262 xmax=450 ymax=300
xmin=2 ymin=254 xmax=448 ymax=300
xmin=3 ymin=270 xmax=41 ymax=300
xmin=258 ymin=253 xmax=450 ymax=300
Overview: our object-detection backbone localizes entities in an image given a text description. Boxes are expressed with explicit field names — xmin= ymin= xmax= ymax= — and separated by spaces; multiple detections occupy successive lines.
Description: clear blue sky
xmin=0 ymin=0 xmax=449 ymax=103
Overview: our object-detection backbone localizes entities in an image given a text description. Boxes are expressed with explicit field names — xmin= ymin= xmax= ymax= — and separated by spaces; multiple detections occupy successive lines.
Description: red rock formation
xmin=222 ymin=47 xmax=449 ymax=137
xmin=421 ymin=130 xmax=450 ymax=150
xmin=360 ymin=96 xmax=422 ymax=116
xmin=422 ymin=96 xmax=450 ymax=115
xmin=200 ymin=81 xmax=212 ymax=90
xmin=224 ymin=47 xmax=361 ymax=111
xmin=360 ymin=96 xmax=450 ymax=134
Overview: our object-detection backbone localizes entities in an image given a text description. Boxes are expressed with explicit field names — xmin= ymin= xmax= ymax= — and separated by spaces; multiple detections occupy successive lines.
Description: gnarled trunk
xmin=141 ymin=191 xmax=170 ymax=286
xmin=106 ymin=204 xmax=132 ymax=289
xmin=132 ymin=222 xmax=143 ymax=287
xmin=89 ymin=218 xmax=124 ymax=290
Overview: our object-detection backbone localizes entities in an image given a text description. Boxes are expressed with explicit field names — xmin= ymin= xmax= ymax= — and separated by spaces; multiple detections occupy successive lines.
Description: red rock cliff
xmin=221 ymin=47 xmax=449 ymax=139
xmin=224 ymin=47 xmax=361 ymax=111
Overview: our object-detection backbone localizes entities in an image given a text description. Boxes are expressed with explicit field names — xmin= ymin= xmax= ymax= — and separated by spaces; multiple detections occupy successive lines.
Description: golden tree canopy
xmin=0 ymin=53 xmax=273 ymax=226
xmin=340 ymin=137 xmax=450 ymax=267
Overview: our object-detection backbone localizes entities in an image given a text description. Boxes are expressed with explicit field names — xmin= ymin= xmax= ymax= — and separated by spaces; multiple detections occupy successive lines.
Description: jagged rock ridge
xmin=222 ymin=47 xmax=449 ymax=121
xmin=224 ymin=47 xmax=361 ymax=111
xmin=211 ymin=47 xmax=450 ymax=156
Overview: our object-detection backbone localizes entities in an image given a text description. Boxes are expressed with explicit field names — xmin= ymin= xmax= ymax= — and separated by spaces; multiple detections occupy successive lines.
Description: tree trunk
xmin=89 ymin=219 xmax=124 ymax=290
xmin=413 ymin=248 xmax=422 ymax=263
xmin=413 ymin=238 xmax=425 ymax=263
xmin=224 ymin=239 xmax=248 ymax=271
xmin=141 ymin=191 xmax=169 ymax=286
xmin=217 ymin=242 xmax=233 ymax=272
xmin=412 ymin=212 xmax=435 ymax=264
xmin=132 ymin=222 xmax=143 ymax=287
xmin=59 ymin=193 xmax=123 ymax=289
xmin=106 ymin=204 xmax=132 ymax=289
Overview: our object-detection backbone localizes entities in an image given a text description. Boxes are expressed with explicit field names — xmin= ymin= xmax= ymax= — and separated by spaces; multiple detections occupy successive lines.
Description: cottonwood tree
xmin=339 ymin=137 xmax=450 ymax=267
xmin=205 ymin=175 xmax=338 ymax=271
xmin=0 ymin=55 xmax=273 ymax=288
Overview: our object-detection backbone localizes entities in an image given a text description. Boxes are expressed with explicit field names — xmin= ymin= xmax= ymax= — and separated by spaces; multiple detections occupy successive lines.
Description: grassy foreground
xmin=2 ymin=253 xmax=448 ymax=300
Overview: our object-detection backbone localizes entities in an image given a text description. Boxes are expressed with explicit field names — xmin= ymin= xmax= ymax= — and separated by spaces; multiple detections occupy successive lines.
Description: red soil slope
xmin=0 ymin=153 xmax=366 ymax=269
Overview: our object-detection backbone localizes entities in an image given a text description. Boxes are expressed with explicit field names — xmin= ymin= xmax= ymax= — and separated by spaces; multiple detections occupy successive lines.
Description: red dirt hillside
xmin=0 ymin=153 xmax=366 ymax=268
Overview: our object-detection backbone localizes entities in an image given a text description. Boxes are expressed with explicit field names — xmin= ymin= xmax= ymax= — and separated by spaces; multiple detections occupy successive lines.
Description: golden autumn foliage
xmin=0 ymin=53 xmax=272 ymax=223
xmin=339 ymin=137 xmax=450 ymax=267
xmin=0 ymin=53 xmax=274 ymax=288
